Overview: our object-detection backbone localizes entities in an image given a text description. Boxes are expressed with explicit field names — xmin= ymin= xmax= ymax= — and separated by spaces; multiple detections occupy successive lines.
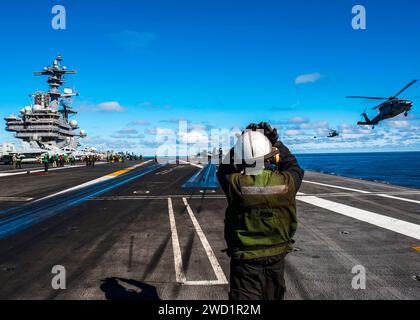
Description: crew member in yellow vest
xmin=217 ymin=122 xmax=304 ymax=300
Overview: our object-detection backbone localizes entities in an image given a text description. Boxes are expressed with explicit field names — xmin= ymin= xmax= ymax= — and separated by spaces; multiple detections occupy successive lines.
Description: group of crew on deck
xmin=41 ymin=153 xmax=77 ymax=172
xmin=106 ymin=154 xmax=143 ymax=163
xmin=10 ymin=152 xmax=143 ymax=173
xmin=84 ymin=155 xmax=98 ymax=167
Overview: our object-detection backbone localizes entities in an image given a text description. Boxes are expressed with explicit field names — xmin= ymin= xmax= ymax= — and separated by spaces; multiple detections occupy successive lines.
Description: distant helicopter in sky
xmin=346 ymin=80 xmax=417 ymax=128
xmin=327 ymin=129 xmax=339 ymax=138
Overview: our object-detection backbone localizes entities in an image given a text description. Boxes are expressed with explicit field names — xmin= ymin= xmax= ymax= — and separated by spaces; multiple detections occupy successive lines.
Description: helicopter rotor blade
xmin=346 ymin=96 xmax=387 ymax=100
xmin=392 ymin=80 xmax=418 ymax=98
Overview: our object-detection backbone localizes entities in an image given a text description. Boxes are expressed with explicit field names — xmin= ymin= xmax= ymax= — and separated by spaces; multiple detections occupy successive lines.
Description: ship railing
xmin=9 ymin=126 xmax=60 ymax=131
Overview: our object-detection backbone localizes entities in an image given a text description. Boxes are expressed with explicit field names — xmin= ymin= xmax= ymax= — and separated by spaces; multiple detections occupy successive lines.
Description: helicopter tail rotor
xmin=357 ymin=109 xmax=371 ymax=125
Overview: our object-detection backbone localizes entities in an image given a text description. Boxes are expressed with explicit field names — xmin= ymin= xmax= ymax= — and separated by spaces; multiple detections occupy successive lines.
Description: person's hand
xmin=246 ymin=123 xmax=258 ymax=131
xmin=258 ymin=122 xmax=279 ymax=145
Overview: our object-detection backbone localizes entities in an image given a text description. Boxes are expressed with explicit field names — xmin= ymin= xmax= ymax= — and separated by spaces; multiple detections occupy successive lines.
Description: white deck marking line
xmin=183 ymin=280 xmax=228 ymax=286
xmin=182 ymin=197 xmax=228 ymax=285
xmin=167 ymin=198 xmax=187 ymax=284
xmin=90 ymin=195 xmax=226 ymax=200
xmin=303 ymin=180 xmax=371 ymax=194
xmin=0 ymin=197 xmax=34 ymax=202
xmin=304 ymin=180 xmax=420 ymax=205
xmin=0 ymin=162 xmax=107 ymax=178
xmin=375 ymin=193 xmax=420 ymax=205
xmin=34 ymin=176 xmax=114 ymax=203
xmin=34 ymin=160 xmax=152 ymax=203
xmin=90 ymin=189 xmax=420 ymax=201
xmin=297 ymin=194 xmax=420 ymax=241
xmin=179 ymin=160 xmax=204 ymax=169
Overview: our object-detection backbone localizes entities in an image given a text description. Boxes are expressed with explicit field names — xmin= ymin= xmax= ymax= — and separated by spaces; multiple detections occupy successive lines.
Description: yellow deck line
xmin=412 ymin=246 xmax=420 ymax=252
xmin=106 ymin=161 xmax=151 ymax=177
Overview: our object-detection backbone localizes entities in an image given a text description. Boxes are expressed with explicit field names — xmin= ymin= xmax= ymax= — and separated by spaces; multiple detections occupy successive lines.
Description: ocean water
xmin=296 ymin=152 xmax=420 ymax=189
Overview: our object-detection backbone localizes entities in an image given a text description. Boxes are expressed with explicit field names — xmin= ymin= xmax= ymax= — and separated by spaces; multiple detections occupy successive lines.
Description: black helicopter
xmin=327 ymin=129 xmax=339 ymax=138
xmin=346 ymin=80 xmax=417 ymax=128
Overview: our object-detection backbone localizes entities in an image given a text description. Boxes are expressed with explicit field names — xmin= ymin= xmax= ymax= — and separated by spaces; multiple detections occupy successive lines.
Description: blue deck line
xmin=182 ymin=164 xmax=220 ymax=189
xmin=0 ymin=163 xmax=163 ymax=240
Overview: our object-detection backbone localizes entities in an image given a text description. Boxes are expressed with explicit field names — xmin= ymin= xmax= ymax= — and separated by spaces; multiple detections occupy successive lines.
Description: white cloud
xmin=97 ymin=101 xmax=126 ymax=112
xmin=145 ymin=127 xmax=176 ymax=136
xmin=387 ymin=120 xmax=410 ymax=128
xmin=179 ymin=130 xmax=209 ymax=144
xmin=282 ymin=121 xmax=420 ymax=153
xmin=82 ymin=136 xmax=139 ymax=151
xmin=111 ymin=134 xmax=145 ymax=140
xmin=285 ymin=129 xmax=301 ymax=137
xmin=295 ymin=73 xmax=323 ymax=85
xmin=77 ymin=101 xmax=126 ymax=113
xmin=340 ymin=123 xmax=352 ymax=129
xmin=190 ymin=123 xmax=212 ymax=131
xmin=160 ymin=117 xmax=188 ymax=124
xmin=289 ymin=116 xmax=308 ymax=124
xmin=116 ymin=128 xmax=139 ymax=135
xmin=300 ymin=120 xmax=328 ymax=130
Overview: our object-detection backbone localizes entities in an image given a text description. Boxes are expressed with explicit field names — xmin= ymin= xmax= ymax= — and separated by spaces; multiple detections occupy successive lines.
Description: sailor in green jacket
xmin=217 ymin=122 xmax=304 ymax=300
xmin=42 ymin=153 xmax=50 ymax=172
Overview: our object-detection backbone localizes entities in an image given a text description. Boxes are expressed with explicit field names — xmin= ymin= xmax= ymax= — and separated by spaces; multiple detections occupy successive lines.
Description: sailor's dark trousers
xmin=229 ymin=253 xmax=287 ymax=300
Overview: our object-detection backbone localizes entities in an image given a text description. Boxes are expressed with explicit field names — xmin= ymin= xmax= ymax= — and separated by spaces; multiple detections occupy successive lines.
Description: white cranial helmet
xmin=234 ymin=130 xmax=272 ymax=163
xmin=234 ymin=130 xmax=275 ymax=175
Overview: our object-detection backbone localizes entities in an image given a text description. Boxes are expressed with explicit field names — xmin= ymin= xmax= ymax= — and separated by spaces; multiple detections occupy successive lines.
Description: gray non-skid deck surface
xmin=0 ymin=162 xmax=419 ymax=299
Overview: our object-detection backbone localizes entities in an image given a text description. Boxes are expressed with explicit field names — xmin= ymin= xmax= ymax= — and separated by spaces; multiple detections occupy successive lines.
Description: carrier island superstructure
xmin=2 ymin=55 xmax=87 ymax=161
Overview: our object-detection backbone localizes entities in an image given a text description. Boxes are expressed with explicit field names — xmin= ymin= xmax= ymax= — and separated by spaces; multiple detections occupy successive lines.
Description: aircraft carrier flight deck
xmin=0 ymin=160 xmax=419 ymax=300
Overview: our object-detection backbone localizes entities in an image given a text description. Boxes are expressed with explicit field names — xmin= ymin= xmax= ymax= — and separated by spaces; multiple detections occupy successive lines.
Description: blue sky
xmin=1 ymin=0 xmax=419 ymax=154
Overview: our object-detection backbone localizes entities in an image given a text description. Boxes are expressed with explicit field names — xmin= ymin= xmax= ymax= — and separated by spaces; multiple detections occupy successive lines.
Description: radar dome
xmin=70 ymin=120 xmax=78 ymax=128
xmin=24 ymin=106 xmax=32 ymax=114
xmin=80 ymin=130 xmax=87 ymax=137
xmin=33 ymin=104 xmax=42 ymax=111
xmin=20 ymin=108 xmax=26 ymax=114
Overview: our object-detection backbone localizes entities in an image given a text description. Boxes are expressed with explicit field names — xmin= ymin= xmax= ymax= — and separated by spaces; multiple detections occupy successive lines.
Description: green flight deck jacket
xmin=217 ymin=141 xmax=304 ymax=260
